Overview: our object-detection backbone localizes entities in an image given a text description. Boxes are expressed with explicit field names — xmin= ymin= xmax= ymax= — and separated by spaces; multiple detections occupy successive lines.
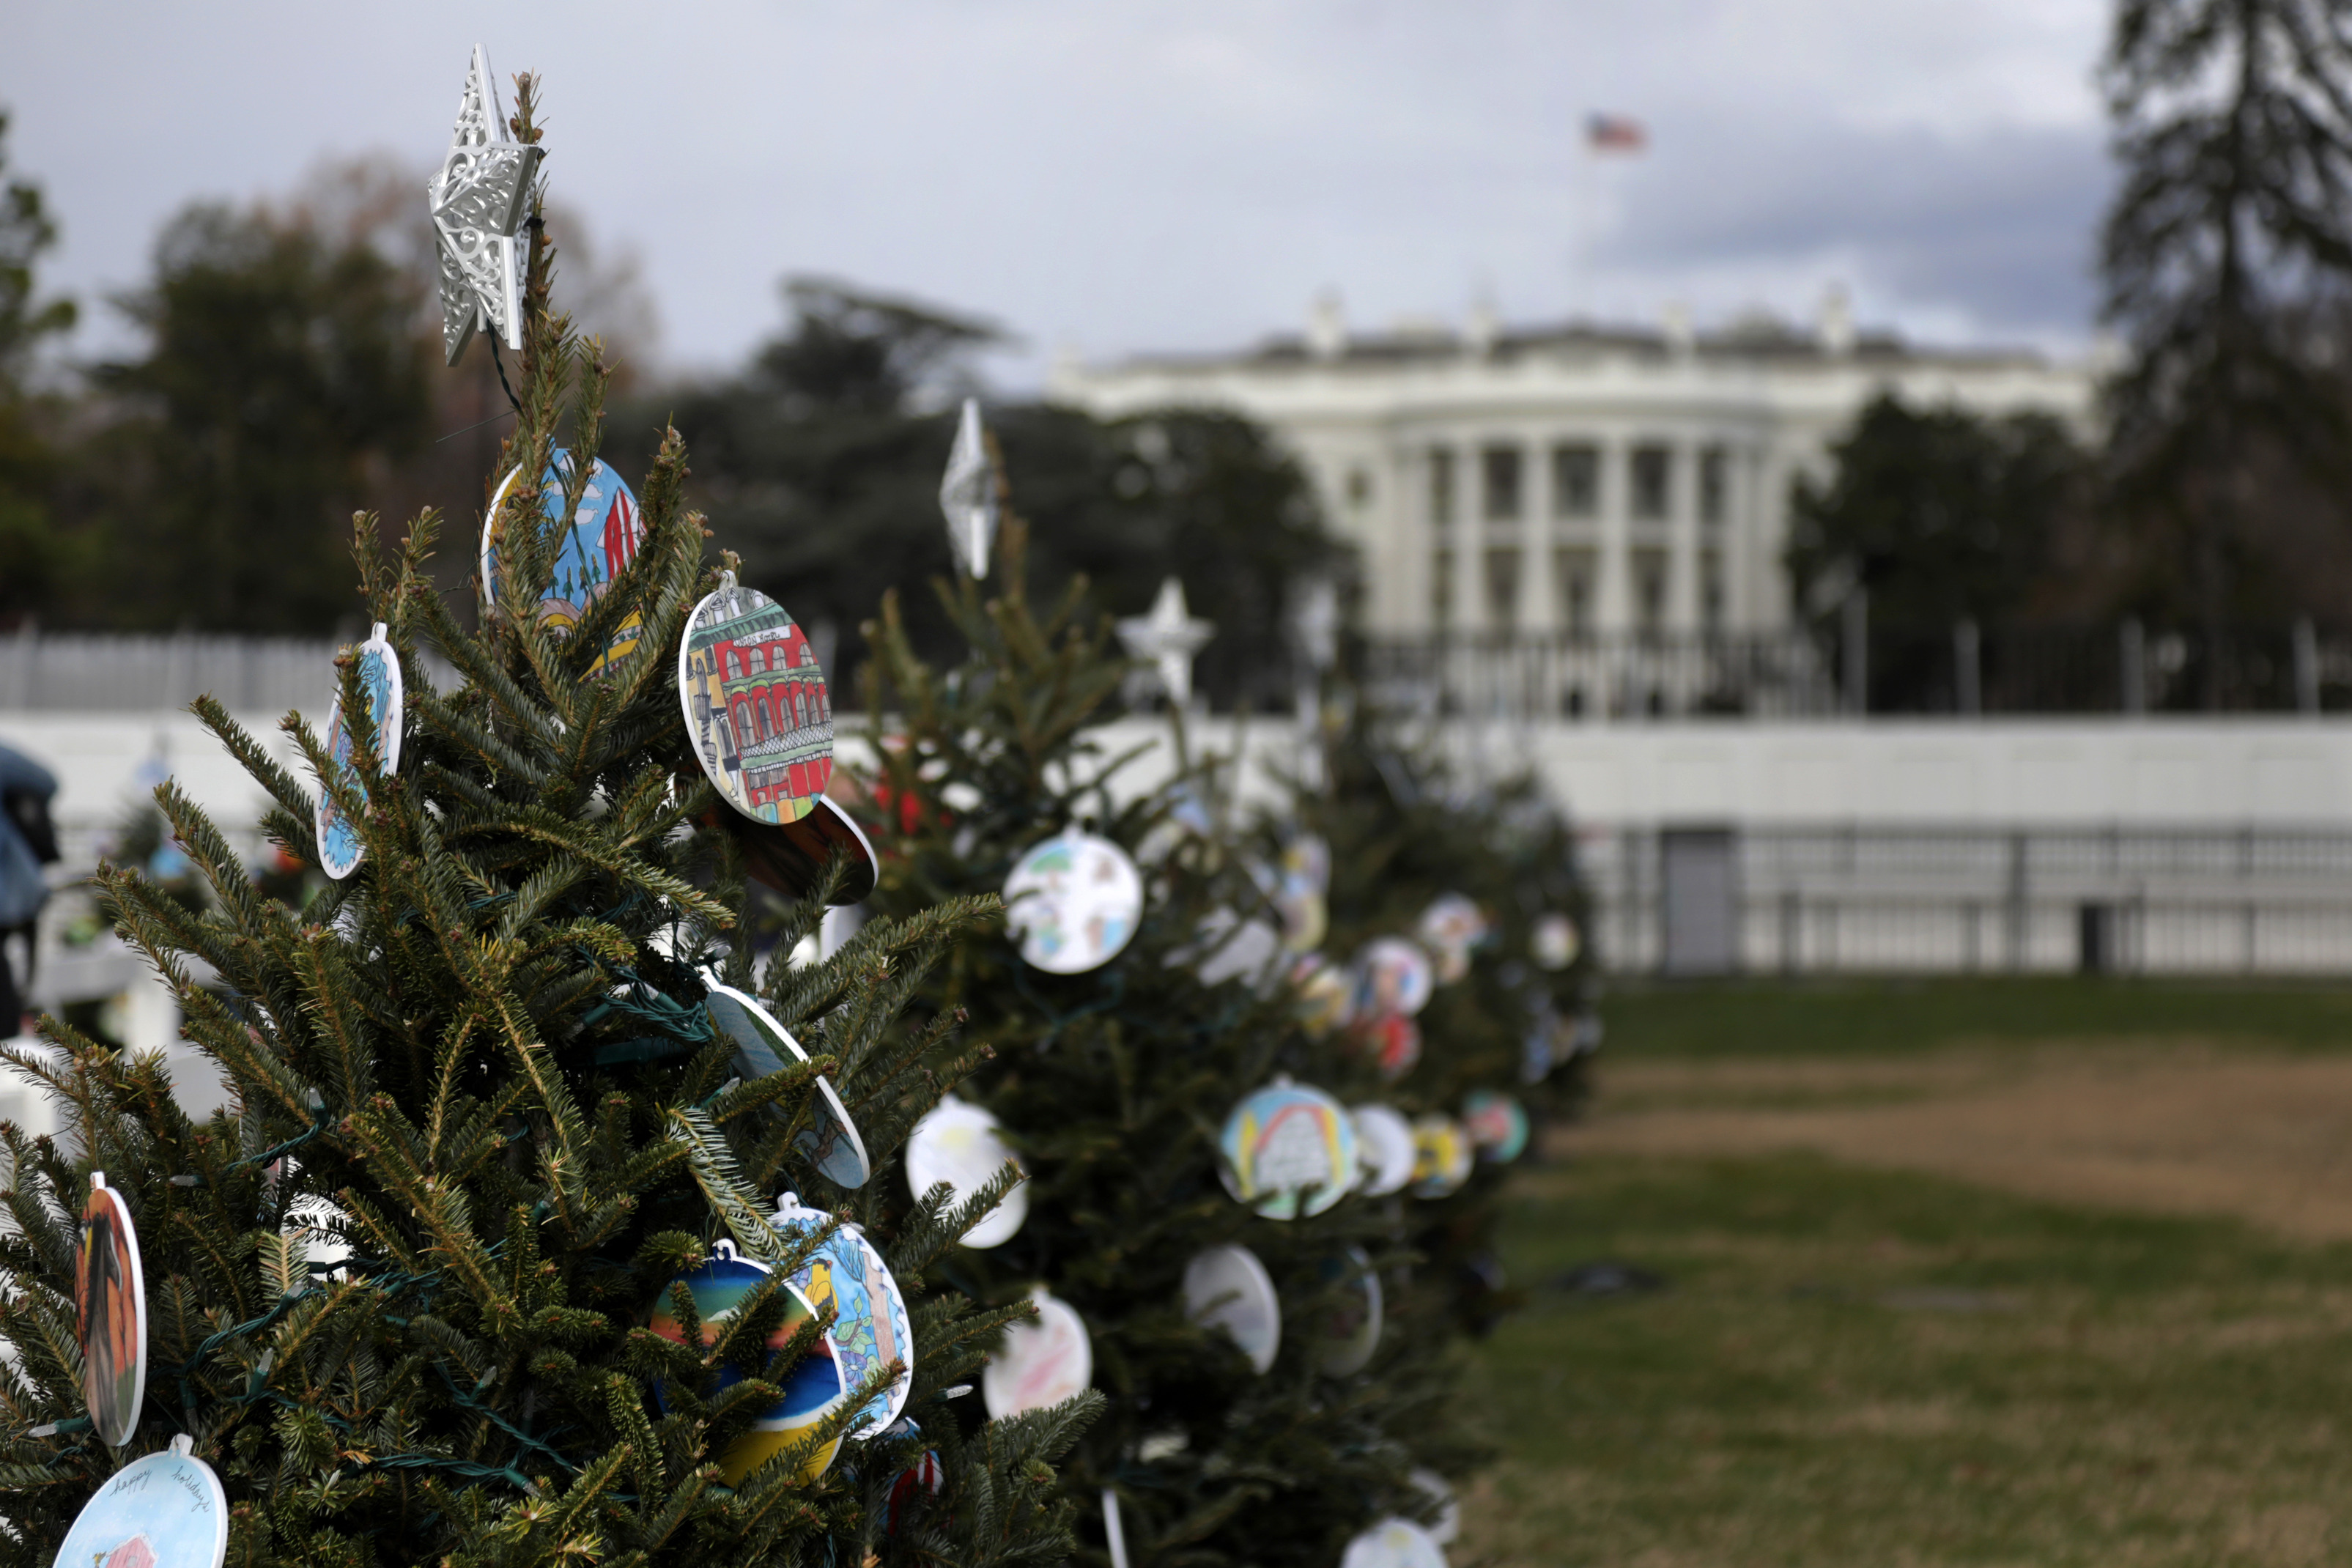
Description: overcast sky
xmin=10 ymin=0 xmax=2112 ymax=385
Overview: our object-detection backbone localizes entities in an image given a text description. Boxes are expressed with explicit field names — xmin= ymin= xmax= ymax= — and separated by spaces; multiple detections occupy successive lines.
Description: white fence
xmin=1589 ymin=824 xmax=2352 ymax=977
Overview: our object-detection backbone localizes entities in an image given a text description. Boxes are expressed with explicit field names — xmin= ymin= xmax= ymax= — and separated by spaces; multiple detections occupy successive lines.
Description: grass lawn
xmin=1459 ymin=980 xmax=2352 ymax=1566
xmin=1600 ymin=975 xmax=2352 ymax=1059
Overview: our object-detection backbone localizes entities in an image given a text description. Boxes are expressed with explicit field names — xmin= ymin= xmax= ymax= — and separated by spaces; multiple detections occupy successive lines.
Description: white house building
xmin=1051 ymin=293 xmax=2100 ymax=644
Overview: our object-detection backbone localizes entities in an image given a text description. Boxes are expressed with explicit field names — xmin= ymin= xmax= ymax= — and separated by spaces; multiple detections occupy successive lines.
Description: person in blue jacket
xmin=0 ymin=742 xmax=59 ymax=1036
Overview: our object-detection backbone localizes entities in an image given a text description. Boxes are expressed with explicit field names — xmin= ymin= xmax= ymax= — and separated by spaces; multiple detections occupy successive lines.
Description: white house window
xmin=1699 ymin=445 xmax=1728 ymax=525
xmin=1630 ymin=445 xmax=1672 ymax=522
xmin=1427 ymin=448 xmax=1456 ymax=529
xmin=1551 ymin=443 xmax=1600 ymax=518
xmin=1554 ymin=547 xmax=1594 ymax=638
xmin=1634 ymin=547 xmax=1668 ymax=635
xmin=1484 ymin=547 xmax=1520 ymax=629
xmin=1481 ymin=445 xmax=1523 ymax=522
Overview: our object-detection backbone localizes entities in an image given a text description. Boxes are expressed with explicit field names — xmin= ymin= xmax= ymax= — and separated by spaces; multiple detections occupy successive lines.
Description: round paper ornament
xmin=714 ymin=794 xmax=879 ymax=906
xmin=1273 ymin=833 xmax=1330 ymax=953
xmin=906 ymin=1095 xmax=1029 ymax=1249
xmin=1409 ymin=1115 xmax=1473 ymax=1199
xmin=1350 ymin=938 xmax=1434 ymax=1020
xmin=1357 ymin=1013 xmax=1423 ymax=1082
xmin=314 ymin=623 xmax=404 ymax=882
xmin=1218 ymin=1077 xmax=1357 ymax=1221
xmin=52 ymin=1434 xmax=227 ymax=1568
xmin=1288 ymin=954 xmax=1353 ymax=1036
xmin=1533 ymin=912 xmax=1582 ymax=972
xmin=882 ymin=1420 xmax=946 ymax=1536
xmin=1350 ymin=1103 xmax=1416 ymax=1197
xmin=1003 ymin=831 xmax=1144 ymax=974
xmin=982 ymin=1289 xmax=1092 ymax=1419
xmin=646 ymin=1239 xmax=846 ymax=1485
xmin=1181 ymin=1244 xmax=1282 ymax=1375
xmin=771 ymin=1194 xmax=915 ymax=1438
xmin=481 ymin=448 xmax=646 ymax=671
xmin=1415 ymin=893 xmax=1489 ymax=985
xmin=1312 ymin=1245 xmax=1383 ymax=1377
xmin=679 ymin=574 xmax=835 ymax=826
xmin=1410 ymin=1468 xmax=1462 ymax=1546
xmin=1339 ymin=1517 xmax=1446 ymax=1568
xmin=702 ymin=975 xmax=870 ymax=1188
xmin=78 ymin=1172 xmax=146 ymax=1447
xmin=1460 ymin=1090 xmax=1531 ymax=1164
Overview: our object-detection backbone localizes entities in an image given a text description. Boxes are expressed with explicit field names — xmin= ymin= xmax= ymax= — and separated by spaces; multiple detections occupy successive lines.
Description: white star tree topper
xmin=1117 ymin=577 xmax=1216 ymax=709
xmin=427 ymin=45 xmax=543 ymax=366
xmin=938 ymin=397 xmax=1000 ymax=579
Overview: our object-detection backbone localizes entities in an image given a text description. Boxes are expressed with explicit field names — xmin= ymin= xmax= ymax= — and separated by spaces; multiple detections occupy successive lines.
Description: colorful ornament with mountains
xmin=644 ymin=1239 xmax=846 ymax=1485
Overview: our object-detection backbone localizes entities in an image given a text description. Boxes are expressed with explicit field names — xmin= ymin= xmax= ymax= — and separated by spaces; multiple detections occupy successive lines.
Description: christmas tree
xmin=0 ymin=66 xmax=1092 ymax=1568
xmin=856 ymin=492 xmax=1478 ymax=1567
xmin=1281 ymin=702 xmax=1600 ymax=1337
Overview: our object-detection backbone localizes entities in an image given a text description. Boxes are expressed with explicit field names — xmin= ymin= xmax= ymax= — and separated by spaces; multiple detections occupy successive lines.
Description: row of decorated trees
xmin=0 ymin=57 xmax=1597 ymax=1568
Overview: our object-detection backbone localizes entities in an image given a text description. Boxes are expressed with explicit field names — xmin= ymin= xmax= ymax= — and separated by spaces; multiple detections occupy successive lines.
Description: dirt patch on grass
xmin=1569 ymin=1044 xmax=2352 ymax=1240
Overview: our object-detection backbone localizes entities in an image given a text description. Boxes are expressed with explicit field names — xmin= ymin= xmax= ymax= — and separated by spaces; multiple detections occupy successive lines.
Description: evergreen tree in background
xmin=856 ymin=521 xmax=1474 ymax=1567
xmin=0 ymin=109 xmax=83 ymax=629
xmin=1282 ymin=704 xmax=1599 ymax=1336
xmin=1786 ymin=393 xmax=2093 ymax=713
xmin=0 ymin=73 xmax=1092 ymax=1568
xmin=2101 ymin=0 xmax=2352 ymax=693
xmin=88 ymin=196 xmax=435 ymax=634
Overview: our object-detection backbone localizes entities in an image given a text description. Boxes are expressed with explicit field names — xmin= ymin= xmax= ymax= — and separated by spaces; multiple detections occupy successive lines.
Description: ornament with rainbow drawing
xmin=1218 ymin=1077 xmax=1358 ymax=1220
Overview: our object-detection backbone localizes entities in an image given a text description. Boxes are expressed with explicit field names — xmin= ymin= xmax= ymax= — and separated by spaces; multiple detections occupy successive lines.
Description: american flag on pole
xmin=1586 ymin=114 xmax=1646 ymax=152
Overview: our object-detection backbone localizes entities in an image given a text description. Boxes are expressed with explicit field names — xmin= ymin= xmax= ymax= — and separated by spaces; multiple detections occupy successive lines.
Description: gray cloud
xmin=5 ymin=0 xmax=2114 ymax=381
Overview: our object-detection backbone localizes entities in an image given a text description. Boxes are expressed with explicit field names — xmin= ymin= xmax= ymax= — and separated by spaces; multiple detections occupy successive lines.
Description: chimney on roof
xmin=1465 ymin=292 xmax=1499 ymax=358
xmin=1662 ymin=300 xmax=1693 ymax=358
xmin=1818 ymin=283 xmax=1854 ymax=358
xmin=1308 ymin=289 xmax=1347 ymax=361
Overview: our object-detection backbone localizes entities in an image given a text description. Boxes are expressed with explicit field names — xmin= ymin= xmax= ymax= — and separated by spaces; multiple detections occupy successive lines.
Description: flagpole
xmin=1572 ymin=134 xmax=1594 ymax=323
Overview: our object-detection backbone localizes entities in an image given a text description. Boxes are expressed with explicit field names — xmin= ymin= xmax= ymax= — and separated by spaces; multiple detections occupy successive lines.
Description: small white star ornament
xmin=1117 ymin=577 xmax=1214 ymax=708
xmin=428 ymin=45 xmax=543 ymax=365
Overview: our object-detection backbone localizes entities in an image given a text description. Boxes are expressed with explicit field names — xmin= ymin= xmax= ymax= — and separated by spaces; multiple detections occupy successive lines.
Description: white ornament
xmin=1181 ymin=1244 xmax=1282 ymax=1375
xmin=1350 ymin=1103 xmax=1416 ymax=1197
xmin=939 ymin=397 xmax=999 ymax=580
xmin=1117 ymin=577 xmax=1214 ymax=709
xmin=906 ymin=1095 xmax=1029 ymax=1249
xmin=1340 ymin=1517 xmax=1446 ymax=1568
xmin=983 ymin=1289 xmax=1092 ymax=1419
xmin=1003 ymin=831 xmax=1144 ymax=975
xmin=427 ymin=45 xmax=543 ymax=365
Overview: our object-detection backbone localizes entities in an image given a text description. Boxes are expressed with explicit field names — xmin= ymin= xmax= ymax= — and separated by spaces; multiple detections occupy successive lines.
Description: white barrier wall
xmin=1512 ymin=720 xmax=2352 ymax=829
